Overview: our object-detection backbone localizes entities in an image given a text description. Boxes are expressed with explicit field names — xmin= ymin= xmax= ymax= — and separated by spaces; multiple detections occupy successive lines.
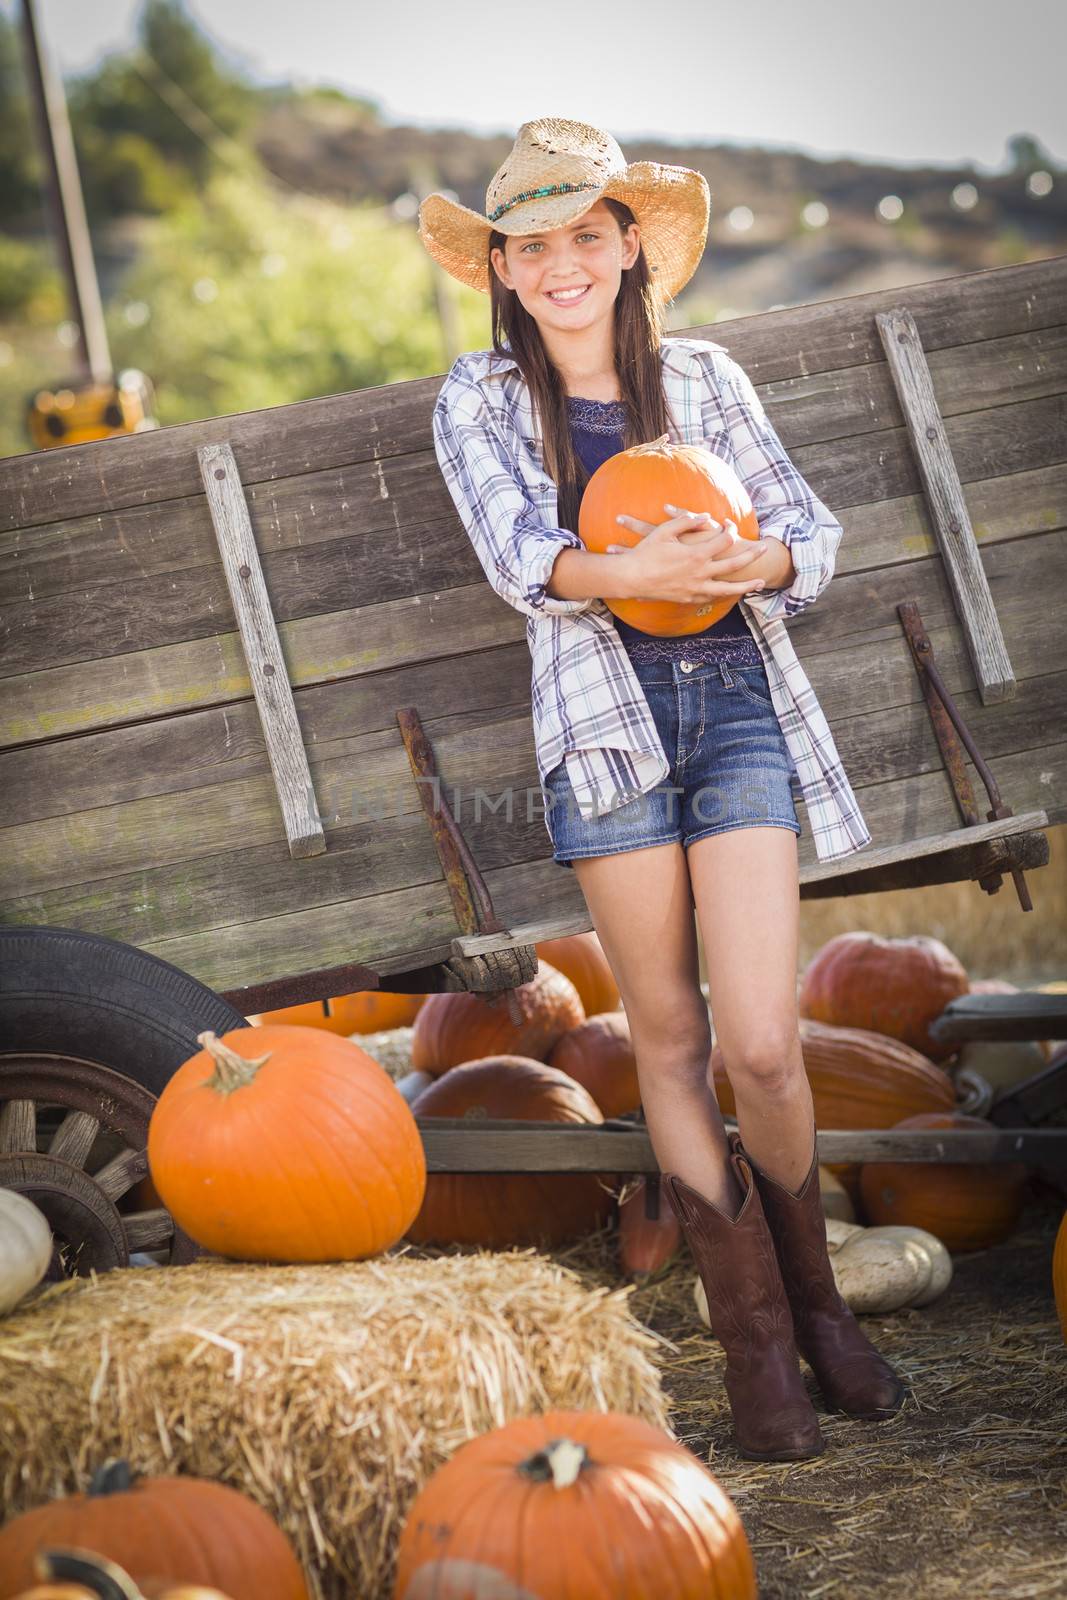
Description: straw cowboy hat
xmin=418 ymin=116 xmax=710 ymax=302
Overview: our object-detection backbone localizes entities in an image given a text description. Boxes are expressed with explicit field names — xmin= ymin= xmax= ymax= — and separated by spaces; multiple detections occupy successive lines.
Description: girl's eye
xmin=522 ymin=233 xmax=598 ymax=253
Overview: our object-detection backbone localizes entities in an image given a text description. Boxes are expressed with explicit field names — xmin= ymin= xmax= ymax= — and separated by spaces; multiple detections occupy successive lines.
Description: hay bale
xmin=0 ymin=1250 xmax=669 ymax=1599
xmin=353 ymin=1026 xmax=414 ymax=1080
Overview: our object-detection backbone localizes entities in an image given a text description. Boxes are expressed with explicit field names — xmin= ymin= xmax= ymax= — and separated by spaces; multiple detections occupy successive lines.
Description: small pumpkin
xmin=326 ymin=990 xmax=425 ymax=1033
xmin=1053 ymin=1209 xmax=1067 ymax=1346
xmin=405 ymin=1057 xmax=614 ymax=1247
xmin=411 ymin=961 xmax=585 ymax=1077
xmin=0 ymin=1189 xmax=52 ymax=1316
xmin=547 ymin=1010 xmax=640 ymax=1117
xmin=798 ymin=932 xmax=969 ymax=1062
xmin=617 ymin=1177 xmax=681 ymax=1281
xmin=0 ymin=1462 xmax=307 ymax=1600
xmin=858 ymin=1111 xmax=1029 ymax=1251
xmin=393 ymin=1410 xmax=756 ymax=1599
xmin=146 ymin=1026 xmax=426 ymax=1262
xmin=534 ymin=932 xmax=620 ymax=1015
xmin=578 ymin=436 xmax=761 ymax=637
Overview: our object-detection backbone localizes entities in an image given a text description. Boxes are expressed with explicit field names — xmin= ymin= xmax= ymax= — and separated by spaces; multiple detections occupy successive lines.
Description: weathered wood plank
xmin=4 ymin=321 xmax=1065 ymax=612
xmin=928 ymin=992 xmax=1067 ymax=1043
xmin=1 ymin=258 xmax=1062 ymax=532
xmin=4 ymin=734 xmax=1058 ymax=992
xmin=3 ymin=504 xmax=1062 ymax=748
xmin=878 ymin=307 xmax=1015 ymax=703
xmin=409 ymin=1123 xmax=1062 ymax=1172
xmin=197 ymin=442 xmax=325 ymax=859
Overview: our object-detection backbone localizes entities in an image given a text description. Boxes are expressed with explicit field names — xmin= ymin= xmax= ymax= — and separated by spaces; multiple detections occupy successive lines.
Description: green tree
xmin=0 ymin=10 xmax=44 ymax=226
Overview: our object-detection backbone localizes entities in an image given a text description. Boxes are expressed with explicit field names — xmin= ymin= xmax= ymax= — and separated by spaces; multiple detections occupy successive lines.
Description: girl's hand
xmin=605 ymin=503 xmax=768 ymax=605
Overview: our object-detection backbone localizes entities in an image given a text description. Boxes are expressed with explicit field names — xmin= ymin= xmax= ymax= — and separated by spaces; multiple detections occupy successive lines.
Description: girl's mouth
xmin=545 ymin=284 xmax=592 ymax=305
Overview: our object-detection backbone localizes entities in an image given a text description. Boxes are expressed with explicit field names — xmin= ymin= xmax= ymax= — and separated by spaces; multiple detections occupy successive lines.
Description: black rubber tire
xmin=0 ymin=925 xmax=250 ymax=1098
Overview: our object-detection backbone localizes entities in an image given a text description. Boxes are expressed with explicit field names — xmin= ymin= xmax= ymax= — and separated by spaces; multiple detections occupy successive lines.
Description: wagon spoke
xmin=48 ymin=1109 xmax=101 ymax=1168
xmin=94 ymin=1144 xmax=148 ymax=1202
xmin=123 ymin=1208 xmax=175 ymax=1250
xmin=0 ymin=1098 xmax=36 ymax=1152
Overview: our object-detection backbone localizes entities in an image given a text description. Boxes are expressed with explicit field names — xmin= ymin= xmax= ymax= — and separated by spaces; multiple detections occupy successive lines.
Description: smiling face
xmin=489 ymin=199 xmax=641 ymax=334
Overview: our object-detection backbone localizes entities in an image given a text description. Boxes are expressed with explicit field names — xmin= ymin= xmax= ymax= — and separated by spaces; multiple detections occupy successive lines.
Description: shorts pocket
xmin=732 ymin=663 xmax=775 ymax=709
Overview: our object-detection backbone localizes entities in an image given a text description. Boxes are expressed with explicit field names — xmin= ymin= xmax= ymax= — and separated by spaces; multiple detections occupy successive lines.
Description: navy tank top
xmin=567 ymin=395 xmax=760 ymax=665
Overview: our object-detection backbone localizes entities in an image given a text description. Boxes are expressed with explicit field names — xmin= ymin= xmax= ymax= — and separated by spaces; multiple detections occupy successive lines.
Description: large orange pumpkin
xmin=858 ymin=1112 xmax=1029 ymax=1250
xmin=535 ymin=932 xmax=620 ymax=1015
xmin=578 ymin=437 xmax=761 ymax=636
xmin=710 ymin=1018 xmax=955 ymax=1199
xmin=405 ymin=1057 xmax=614 ymax=1247
xmin=0 ymin=1463 xmax=307 ymax=1600
xmin=1053 ymin=1210 xmax=1067 ymax=1345
xmin=146 ymin=1026 xmax=426 ymax=1261
xmin=798 ymin=932 xmax=969 ymax=1062
xmin=245 ymin=1000 xmax=333 ymax=1030
xmin=411 ymin=961 xmax=585 ymax=1076
xmin=393 ymin=1410 xmax=756 ymax=1599
xmin=547 ymin=1010 xmax=640 ymax=1117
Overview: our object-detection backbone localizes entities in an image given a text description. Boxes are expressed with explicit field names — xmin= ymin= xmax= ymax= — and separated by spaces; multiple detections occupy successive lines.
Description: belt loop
xmin=718 ymin=658 xmax=734 ymax=688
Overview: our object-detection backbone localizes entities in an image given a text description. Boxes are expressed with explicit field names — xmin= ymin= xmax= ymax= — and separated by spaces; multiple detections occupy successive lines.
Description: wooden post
xmin=877 ymin=306 xmax=1016 ymax=704
xmin=197 ymin=443 xmax=327 ymax=859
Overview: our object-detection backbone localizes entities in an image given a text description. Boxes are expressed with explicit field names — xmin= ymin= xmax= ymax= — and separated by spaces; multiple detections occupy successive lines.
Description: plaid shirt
xmin=430 ymin=334 xmax=873 ymax=864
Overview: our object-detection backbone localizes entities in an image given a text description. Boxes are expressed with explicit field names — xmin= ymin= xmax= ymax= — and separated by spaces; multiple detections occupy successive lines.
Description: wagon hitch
xmin=898 ymin=600 xmax=1033 ymax=909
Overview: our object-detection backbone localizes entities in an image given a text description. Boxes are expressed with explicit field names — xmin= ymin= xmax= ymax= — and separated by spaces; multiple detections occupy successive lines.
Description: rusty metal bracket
xmin=898 ymin=599 xmax=1032 ymax=909
xmin=395 ymin=706 xmax=535 ymax=1008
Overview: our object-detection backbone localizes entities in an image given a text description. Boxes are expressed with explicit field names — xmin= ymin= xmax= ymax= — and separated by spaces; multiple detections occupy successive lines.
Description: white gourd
xmin=818 ymin=1166 xmax=856 ymax=1223
xmin=394 ymin=1069 xmax=435 ymax=1106
xmin=861 ymin=1224 xmax=953 ymax=1306
xmin=831 ymin=1233 xmax=931 ymax=1313
xmin=0 ymin=1189 xmax=53 ymax=1315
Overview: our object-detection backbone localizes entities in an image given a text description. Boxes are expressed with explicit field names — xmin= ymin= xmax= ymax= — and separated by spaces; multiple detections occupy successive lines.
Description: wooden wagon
xmin=1 ymin=254 xmax=1065 ymax=1271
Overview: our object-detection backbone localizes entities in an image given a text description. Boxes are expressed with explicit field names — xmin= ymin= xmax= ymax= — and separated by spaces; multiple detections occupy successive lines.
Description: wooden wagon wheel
xmin=0 ymin=1054 xmax=198 ymax=1277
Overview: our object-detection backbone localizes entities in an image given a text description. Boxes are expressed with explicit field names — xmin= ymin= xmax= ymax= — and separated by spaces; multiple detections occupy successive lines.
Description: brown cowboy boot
xmin=663 ymin=1135 xmax=825 ymax=1462
xmin=745 ymin=1132 xmax=907 ymax=1419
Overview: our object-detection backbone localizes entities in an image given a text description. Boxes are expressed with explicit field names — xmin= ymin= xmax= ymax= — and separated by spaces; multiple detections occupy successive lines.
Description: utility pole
xmin=20 ymin=0 xmax=112 ymax=384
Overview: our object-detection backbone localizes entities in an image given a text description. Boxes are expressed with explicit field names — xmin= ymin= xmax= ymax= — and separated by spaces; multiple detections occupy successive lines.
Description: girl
xmin=419 ymin=117 xmax=904 ymax=1462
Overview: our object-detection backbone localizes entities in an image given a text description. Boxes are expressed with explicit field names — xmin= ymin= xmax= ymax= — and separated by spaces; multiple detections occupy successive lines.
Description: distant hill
xmin=254 ymin=106 xmax=1067 ymax=311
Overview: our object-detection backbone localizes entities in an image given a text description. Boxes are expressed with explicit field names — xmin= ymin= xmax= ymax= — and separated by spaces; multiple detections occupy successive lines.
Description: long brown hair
xmin=488 ymin=198 xmax=673 ymax=534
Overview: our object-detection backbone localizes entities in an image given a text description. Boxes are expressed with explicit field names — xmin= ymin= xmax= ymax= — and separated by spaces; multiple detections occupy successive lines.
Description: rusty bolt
xmin=264 ymin=662 xmax=275 ymax=676
xmin=214 ymin=468 xmax=226 ymax=480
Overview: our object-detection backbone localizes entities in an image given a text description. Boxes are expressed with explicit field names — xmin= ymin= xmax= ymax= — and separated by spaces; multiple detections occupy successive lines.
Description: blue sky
xmin=10 ymin=0 xmax=1066 ymax=173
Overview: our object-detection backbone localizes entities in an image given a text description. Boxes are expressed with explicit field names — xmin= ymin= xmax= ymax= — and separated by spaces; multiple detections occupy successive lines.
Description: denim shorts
xmin=543 ymin=648 xmax=802 ymax=870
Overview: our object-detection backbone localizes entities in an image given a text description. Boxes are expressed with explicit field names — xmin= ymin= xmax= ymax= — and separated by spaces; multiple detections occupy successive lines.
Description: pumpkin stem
xmin=197 ymin=1029 xmax=273 ymax=1095
xmin=88 ymin=1458 xmax=136 ymax=1496
xmin=36 ymin=1548 xmax=142 ymax=1600
xmin=519 ymin=1437 xmax=589 ymax=1488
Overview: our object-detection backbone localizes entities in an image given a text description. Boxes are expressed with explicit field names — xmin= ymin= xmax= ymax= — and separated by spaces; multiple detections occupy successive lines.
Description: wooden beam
xmin=877 ymin=306 xmax=1017 ymax=703
xmin=411 ymin=1121 xmax=1065 ymax=1173
xmin=197 ymin=442 xmax=325 ymax=859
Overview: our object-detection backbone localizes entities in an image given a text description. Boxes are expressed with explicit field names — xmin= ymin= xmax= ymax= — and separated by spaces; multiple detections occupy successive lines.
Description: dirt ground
xmin=559 ymin=1184 xmax=1067 ymax=1600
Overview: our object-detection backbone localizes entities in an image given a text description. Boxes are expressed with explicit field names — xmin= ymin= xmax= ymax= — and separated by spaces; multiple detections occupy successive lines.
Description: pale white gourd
xmin=825 ymin=1216 xmax=864 ymax=1252
xmin=0 ymin=1189 xmax=52 ymax=1315
xmin=957 ymin=1039 xmax=1046 ymax=1094
xmin=394 ymin=1069 xmax=435 ymax=1106
xmin=862 ymin=1224 xmax=953 ymax=1306
xmin=831 ymin=1233 xmax=931 ymax=1313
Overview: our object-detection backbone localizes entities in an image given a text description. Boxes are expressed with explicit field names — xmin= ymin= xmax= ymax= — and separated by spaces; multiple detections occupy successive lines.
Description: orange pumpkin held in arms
xmin=578 ymin=436 xmax=760 ymax=637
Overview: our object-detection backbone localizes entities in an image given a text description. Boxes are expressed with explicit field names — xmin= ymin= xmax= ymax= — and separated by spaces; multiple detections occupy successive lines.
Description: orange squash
xmin=618 ymin=1177 xmax=681 ymax=1281
xmin=146 ymin=1026 xmax=426 ymax=1262
xmin=547 ymin=1010 xmax=640 ymax=1117
xmin=411 ymin=961 xmax=585 ymax=1076
xmin=405 ymin=1057 xmax=614 ymax=1247
xmin=0 ymin=1463 xmax=307 ymax=1600
xmin=393 ymin=1410 xmax=756 ymax=1599
xmin=711 ymin=1018 xmax=955 ymax=1200
xmin=799 ymin=932 xmax=969 ymax=1062
xmin=1053 ymin=1209 xmax=1067 ymax=1345
xmin=326 ymin=990 xmax=425 ymax=1033
xmin=245 ymin=999 xmax=332 ymax=1030
xmin=535 ymin=932 xmax=620 ymax=1015
xmin=578 ymin=436 xmax=761 ymax=636
xmin=858 ymin=1111 xmax=1029 ymax=1251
